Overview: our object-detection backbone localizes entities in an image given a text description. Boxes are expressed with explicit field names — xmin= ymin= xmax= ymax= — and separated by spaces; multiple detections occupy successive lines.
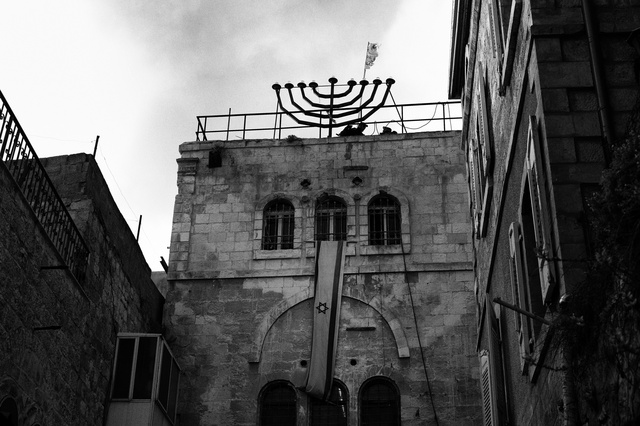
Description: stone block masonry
xmin=166 ymin=131 xmax=482 ymax=425
xmin=0 ymin=154 xmax=163 ymax=425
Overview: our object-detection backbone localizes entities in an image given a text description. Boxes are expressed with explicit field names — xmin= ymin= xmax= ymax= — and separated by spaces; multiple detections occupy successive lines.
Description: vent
xmin=208 ymin=148 xmax=222 ymax=168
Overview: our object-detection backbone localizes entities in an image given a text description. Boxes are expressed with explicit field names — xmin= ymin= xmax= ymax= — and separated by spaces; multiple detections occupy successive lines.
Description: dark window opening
xmin=310 ymin=381 xmax=348 ymax=426
xmin=0 ymin=397 xmax=18 ymax=426
xmin=157 ymin=343 xmax=180 ymax=422
xmin=208 ymin=149 xmax=222 ymax=168
xmin=521 ymin=181 xmax=546 ymax=340
xmin=368 ymin=195 xmax=401 ymax=245
xmin=262 ymin=199 xmax=294 ymax=250
xmin=109 ymin=335 xmax=180 ymax=424
xmin=112 ymin=338 xmax=136 ymax=399
xmin=132 ymin=336 xmax=157 ymax=399
xmin=315 ymin=196 xmax=347 ymax=241
xmin=260 ymin=381 xmax=297 ymax=426
xmin=360 ymin=378 xmax=400 ymax=426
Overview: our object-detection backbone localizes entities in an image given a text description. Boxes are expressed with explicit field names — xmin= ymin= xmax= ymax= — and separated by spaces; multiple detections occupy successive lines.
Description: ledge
xmin=253 ymin=248 xmax=301 ymax=260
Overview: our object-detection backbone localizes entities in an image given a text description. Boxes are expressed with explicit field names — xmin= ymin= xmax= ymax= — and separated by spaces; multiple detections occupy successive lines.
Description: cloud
xmin=1 ymin=0 xmax=455 ymax=266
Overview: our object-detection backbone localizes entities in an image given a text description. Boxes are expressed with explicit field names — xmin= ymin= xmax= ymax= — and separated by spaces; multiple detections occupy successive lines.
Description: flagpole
xmin=362 ymin=42 xmax=370 ymax=81
xmin=360 ymin=42 xmax=370 ymax=119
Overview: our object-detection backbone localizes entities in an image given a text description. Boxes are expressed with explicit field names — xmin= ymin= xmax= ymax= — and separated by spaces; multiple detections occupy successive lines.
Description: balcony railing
xmin=0 ymin=90 xmax=89 ymax=284
xmin=196 ymin=100 xmax=462 ymax=141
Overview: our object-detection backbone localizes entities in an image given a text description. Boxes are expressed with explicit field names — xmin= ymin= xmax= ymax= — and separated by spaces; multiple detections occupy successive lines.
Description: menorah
xmin=272 ymin=76 xmax=395 ymax=137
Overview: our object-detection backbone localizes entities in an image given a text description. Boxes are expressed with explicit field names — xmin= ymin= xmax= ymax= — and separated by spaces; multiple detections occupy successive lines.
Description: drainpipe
xmin=583 ymin=0 xmax=613 ymax=165
xmin=559 ymin=4 xmax=610 ymax=425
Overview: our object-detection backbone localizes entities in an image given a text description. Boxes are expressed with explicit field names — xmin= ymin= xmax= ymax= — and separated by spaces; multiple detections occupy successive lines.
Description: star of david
xmin=316 ymin=302 xmax=329 ymax=314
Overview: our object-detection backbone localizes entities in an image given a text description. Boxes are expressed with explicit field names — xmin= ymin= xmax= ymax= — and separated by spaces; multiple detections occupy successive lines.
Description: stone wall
xmin=451 ymin=0 xmax=640 ymax=424
xmin=0 ymin=154 xmax=163 ymax=425
xmin=166 ymin=131 xmax=482 ymax=425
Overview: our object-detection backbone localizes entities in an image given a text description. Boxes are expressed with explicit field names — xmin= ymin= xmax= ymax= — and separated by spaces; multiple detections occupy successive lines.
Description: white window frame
xmin=526 ymin=116 xmax=556 ymax=304
xmin=508 ymin=222 xmax=532 ymax=374
xmin=488 ymin=0 xmax=523 ymax=93
xmin=468 ymin=67 xmax=494 ymax=239
xmin=359 ymin=189 xmax=411 ymax=256
xmin=110 ymin=333 xmax=181 ymax=425
xmin=254 ymin=195 xmax=302 ymax=260
xmin=480 ymin=300 xmax=509 ymax=426
xmin=315 ymin=195 xmax=348 ymax=242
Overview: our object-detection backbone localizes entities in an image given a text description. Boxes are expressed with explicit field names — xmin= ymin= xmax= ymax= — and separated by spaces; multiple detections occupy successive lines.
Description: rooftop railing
xmin=0 ymin=90 xmax=89 ymax=285
xmin=196 ymin=100 xmax=462 ymax=142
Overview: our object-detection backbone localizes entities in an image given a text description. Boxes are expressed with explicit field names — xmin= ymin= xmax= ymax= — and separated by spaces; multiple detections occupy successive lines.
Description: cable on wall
xmin=400 ymin=241 xmax=440 ymax=425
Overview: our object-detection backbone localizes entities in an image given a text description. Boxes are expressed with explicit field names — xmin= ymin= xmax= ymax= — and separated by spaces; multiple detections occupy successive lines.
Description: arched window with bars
xmin=315 ymin=196 xmax=347 ymax=241
xmin=359 ymin=377 xmax=400 ymax=426
xmin=262 ymin=199 xmax=295 ymax=250
xmin=259 ymin=381 xmax=297 ymax=426
xmin=310 ymin=381 xmax=348 ymax=426
xmin=0 ymin=397 xmax=18 ymax=426
xmin=368 ymin=194 xmax=401 ymax=246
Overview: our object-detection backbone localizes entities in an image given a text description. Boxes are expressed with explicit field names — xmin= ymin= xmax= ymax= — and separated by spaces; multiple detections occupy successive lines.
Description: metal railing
xmin=0 ymin=91 xmax=89 ymax=284
xmin=196 ymin=100 xmax=462 ymax=141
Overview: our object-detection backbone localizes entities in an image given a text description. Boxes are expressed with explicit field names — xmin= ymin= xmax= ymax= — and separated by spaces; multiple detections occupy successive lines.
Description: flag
xmin=303 ymin=240 xmax=346 ymax=400
xmin=365 ymin=42 xmax=379 ymax=69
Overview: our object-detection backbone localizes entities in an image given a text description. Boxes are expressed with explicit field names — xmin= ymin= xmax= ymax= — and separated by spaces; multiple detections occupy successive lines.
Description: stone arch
xmin=248 ymin=290 xmax=410 ymax=363
xmin=307 ymin=188 xmax=354 ymax=212
xmin=0 ymin=376 xmax=42 ymax=426
xmin=255 ymin=192 xmax=303 ymax=212
xmin=0 ymin=396 xmax=18 ymax=426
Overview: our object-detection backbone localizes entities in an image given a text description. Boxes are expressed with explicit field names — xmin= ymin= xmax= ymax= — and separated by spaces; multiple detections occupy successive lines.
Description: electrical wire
xmin=95 ymin=145 xmax=155 ymax=249
xmin=31 ymin=134 xmax=94 ymax=144
xmin=400 ymin=241 xmax=440 ymax=425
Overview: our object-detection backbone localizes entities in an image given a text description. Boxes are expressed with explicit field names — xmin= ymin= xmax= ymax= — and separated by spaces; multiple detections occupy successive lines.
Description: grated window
xmin=360 ymin=378 xmax=400 ymax=426
xmin=260 ymin=382 xmax=297 ymax=426
xmin=310 ymin=382 xmax=348 ymax=426
xmin=262 ymin=199 xmax=294 ymax=250
xmin=315 ymin=196 xmax=347 ymax=241
xmin=368 ymin=195 xmax=401 ymax=245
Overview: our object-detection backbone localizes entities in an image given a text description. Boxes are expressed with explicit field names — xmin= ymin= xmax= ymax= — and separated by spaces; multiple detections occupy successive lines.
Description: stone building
xmin=165 ymin=129 xmax=482 ymax=425
xmin=449 ymin=0 xmax=640 ymax=424
xmin=0 ymin=92 xmax=169 ymax=425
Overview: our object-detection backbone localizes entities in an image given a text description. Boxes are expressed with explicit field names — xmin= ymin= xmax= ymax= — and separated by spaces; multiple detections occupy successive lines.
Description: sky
xmin=1 ymin=0 xmax=455 ymax=270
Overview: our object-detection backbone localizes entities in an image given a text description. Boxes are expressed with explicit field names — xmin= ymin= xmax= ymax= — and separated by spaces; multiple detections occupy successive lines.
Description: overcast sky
xmin=1 ymin=0 xmax=455 ymax=270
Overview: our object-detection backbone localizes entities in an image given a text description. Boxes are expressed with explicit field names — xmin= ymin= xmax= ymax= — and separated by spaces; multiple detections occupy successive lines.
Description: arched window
xmin=315 ymin=196 xmax=347 ymax=241
xmin=0 ymin=397 xmax=19 ymax=426
xmin=360 ymin=377 xmax=400 ymax=426
xmin=310 ymin=381 xmax=348 ymax=426
xmin=368 ymin=194 xmax=401 ymax=245
xmin=262 ymin=199 xmax=294 ymax=250
xmin=259 ymin=381 xmax=297 ymax=426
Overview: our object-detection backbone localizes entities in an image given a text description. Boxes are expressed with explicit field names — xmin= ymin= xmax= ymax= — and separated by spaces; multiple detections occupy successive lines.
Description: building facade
xmin=450 ymin=0 xmax=640 ymax=424
xmin=165 ymin=130 xmax=482 ymax=425
xmin=0 ymin=92 xmax=166 ymax=425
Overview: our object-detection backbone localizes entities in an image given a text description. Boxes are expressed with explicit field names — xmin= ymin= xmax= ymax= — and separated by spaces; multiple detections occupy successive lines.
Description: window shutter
xmin=476 ymin=69 xmax=494 ymax=238
xmin=469 ymin=138 xmax=482 ymax=237
xmin=509 ymin=222 xmax=531 ymax=374
xmin=477 ymin=71 xmax=493 ymax=178
xmin=480 ymin=351 xmax=494 ymax=426
xmin=526 ymin=116 xmax=556 ymax=303
xmin=483 ymin=299 xmax=508 ymax=426
xmin=489 ymin=0 xmax=505 ymax=63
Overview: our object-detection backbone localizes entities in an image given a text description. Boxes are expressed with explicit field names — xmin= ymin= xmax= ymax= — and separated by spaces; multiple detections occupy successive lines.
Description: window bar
xmin=242 ymin=114 xmax=247 ymax=140
xmin=272 ymin=103 xmax=279 ymax=140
